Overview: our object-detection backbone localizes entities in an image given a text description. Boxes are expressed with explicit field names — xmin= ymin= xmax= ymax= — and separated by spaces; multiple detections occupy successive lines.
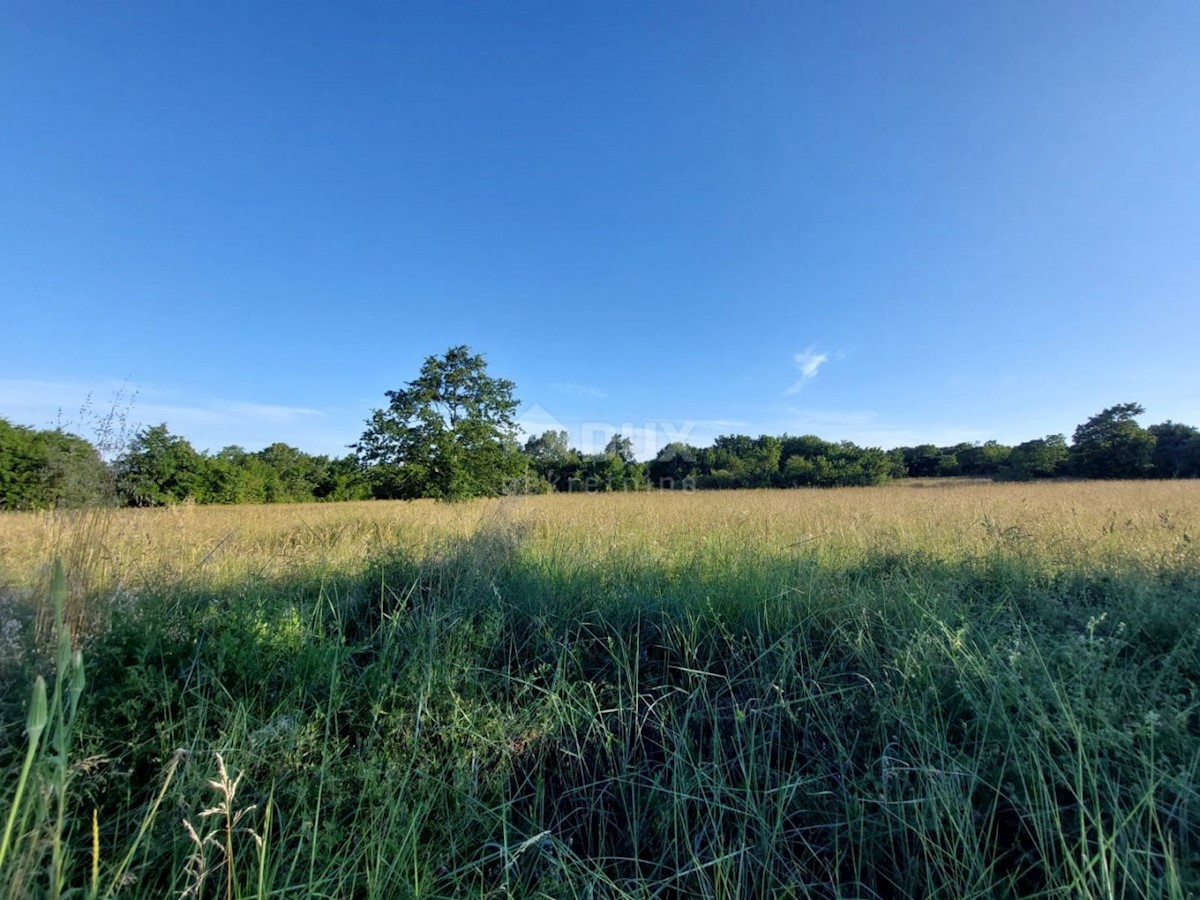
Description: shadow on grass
xmin=4 ymin=526 xmax=1199 ymax=898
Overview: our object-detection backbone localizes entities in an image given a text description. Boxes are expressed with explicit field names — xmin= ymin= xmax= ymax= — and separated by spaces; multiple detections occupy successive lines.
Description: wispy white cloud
xmin=550 ymin=382 xmax=608 ymax=399
xmin=0 ymin=378 xmax=137 ymax=427
xmin=0 ymin=377 xmax=357 ymax=456
xmin=141 ymin=400 xmax=324 ymax=425
xmin=126 ymin=399 xmax=327 ymax=445
xmin=135 ymin=399 xmax=349 ymax=454
xmin=785 ymin=347 xmax=830 ymax=395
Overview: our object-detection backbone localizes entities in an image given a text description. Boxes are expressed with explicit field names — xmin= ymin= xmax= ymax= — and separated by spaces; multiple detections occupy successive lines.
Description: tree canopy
xmin=1000 ymin=435 xmax=1069 ymax=481
xmin=0 ymin=418 xmax=110 ymax=509
xmin=116 ymin=424 xmax=214 ymax=506
xmin=355 ymin=346 xmax=524 ymax=500
xmin=1149 ymin=421 xmax=1200 ymax=479
xmin=1069 ymin=403 xmax=1156 ymax=479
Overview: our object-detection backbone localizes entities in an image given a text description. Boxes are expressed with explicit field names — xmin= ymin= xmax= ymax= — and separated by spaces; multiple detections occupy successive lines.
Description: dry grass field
xmin=1 ymin=480 xmax=1198 ymax=898
xmin=3 ymin=479 xmax=1196 ymax=595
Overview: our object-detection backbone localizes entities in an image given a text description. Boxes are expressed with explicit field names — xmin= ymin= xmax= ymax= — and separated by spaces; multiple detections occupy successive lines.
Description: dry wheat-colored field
xmin=2 ymin=480 xmax=1197 ymax=595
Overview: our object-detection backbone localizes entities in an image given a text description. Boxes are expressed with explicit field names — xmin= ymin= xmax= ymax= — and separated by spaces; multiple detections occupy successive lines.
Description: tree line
xmin=2 ymin=348 xmax=1198 ymax=509
xmin=0 ymin=419 xmax=371 ymax=509
xmin=523 ymin=404 xmax=1197 ymax=493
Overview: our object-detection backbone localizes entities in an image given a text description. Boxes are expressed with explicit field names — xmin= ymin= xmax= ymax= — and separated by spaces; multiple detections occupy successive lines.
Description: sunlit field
xmin=5 ymin=480 xmax=1197 ymax=594
xmin=2 ymin=481 xmax=1199 ymax=898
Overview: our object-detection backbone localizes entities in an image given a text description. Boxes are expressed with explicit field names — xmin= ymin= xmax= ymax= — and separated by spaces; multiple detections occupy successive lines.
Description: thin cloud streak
xmin=0 ymin=378 xmax=137 ymax=427
xmin=0 ymin=377 xmax=357 ymax=456
xmin=129 ymin=400 xmax=348 ymax=454
xmin=785 ymin=348 xmax=830 ymax=395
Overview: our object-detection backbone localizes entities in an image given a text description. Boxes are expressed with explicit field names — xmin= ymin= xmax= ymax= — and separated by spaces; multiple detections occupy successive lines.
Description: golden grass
xmin=2 ymin=480 xmax=1197 ymax=597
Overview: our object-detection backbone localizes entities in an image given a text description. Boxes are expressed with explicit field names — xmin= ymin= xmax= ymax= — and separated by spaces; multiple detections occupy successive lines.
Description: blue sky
xmin=3 ymin=2 xmax=1198 ymax=459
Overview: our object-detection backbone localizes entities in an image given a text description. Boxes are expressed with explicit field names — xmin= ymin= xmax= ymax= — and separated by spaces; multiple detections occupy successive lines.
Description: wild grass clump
xmin=1 ymin=482 xmax=1198 ymax=897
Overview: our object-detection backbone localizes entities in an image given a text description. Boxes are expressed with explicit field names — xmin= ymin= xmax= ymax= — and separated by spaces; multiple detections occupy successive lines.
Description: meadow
xmin=1 ymin=481 xmax=1198 ymax=898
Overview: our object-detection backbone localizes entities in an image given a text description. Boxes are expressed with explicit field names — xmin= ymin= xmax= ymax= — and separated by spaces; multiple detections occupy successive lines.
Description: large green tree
xmin=778 ymin=435 xmax=894 ymax=487
xmin=0 ymin=418 xmax=110 ymax=509
xmin=648 ymin=442 xmax=701 ymax=488
xmin=356 ymin=346 xmax=523 ymax=500
xmin=1069 ymin=403 xmax=1156 ymax=479
xmin=116 ymin=424 xmax=211 ymax=506
xmin=902 ymin=444 xmax=946 ymax=478
xmin=1001 ymin=434 xmax=1069 ymax=480
xmin=315 ymin=454 xmax=373 ymax=501
xmin=1 ymin=418 xmax=60 ymax=509
xmin=956 ymin=441 xmax=1012 ymax=477
xmin=1148 ymin=421 xmax=1200 ymax=479
xmin=255 ymin=442 xmax=330 ymax=502
xmin=703 ymin=435 xmax=782 ymax=488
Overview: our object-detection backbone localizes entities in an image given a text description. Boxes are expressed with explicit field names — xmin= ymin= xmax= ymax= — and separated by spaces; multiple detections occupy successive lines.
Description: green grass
xmin=1 ymin=487 xmax=1198 ymax=898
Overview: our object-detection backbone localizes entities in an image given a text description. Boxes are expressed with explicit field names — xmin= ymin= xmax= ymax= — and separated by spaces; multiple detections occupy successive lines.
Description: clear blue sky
xmin=3 ymin=2 xmax=1198 ymax=458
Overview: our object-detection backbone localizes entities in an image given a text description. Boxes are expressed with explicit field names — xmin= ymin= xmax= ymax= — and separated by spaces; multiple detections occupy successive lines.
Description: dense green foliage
xmin=355 ymin=346 xmax=525 ymax=500
xmin=116 ymin=424 xmax=212 ymax=506
xmin=2 ymin=512 xmax=1197 ymax=898
xmin=115 ymin=426 xmax=370 ymax=507
xmin=1000 ymin=435 xmax=1071 ymax=481
xmin=1149 ymin=421 xmax=1200 ymax=479
xmin=557 ymin=432 xmax=904 ymax=491
xmin=1 ymin=418 xmax=370 ymax=510
xmin=0 ymin=419 xmax=111 ymax=510
xmin=1069 ymin=403 xmax=1157 ymax=480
